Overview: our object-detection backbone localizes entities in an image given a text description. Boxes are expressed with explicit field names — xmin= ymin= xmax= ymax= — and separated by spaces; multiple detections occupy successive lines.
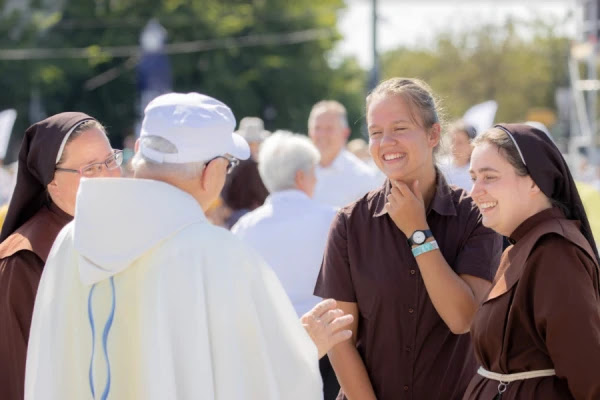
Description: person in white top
xmin=25 ymin=93 xmax=352 ymax=400
xmin=232 ymin=130 xmax=336 ymax=317
xmin=308 ymin=100 xmax=380 ymax=208
xmin=439 ymin=120 xmax=477 ymax=192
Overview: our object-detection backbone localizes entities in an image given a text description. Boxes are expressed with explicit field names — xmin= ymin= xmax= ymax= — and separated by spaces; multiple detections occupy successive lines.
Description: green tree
xmin=380 ymin=17 xmax=570 ymax=128
xmin=0 ymin=0 xmax=366 ymax=160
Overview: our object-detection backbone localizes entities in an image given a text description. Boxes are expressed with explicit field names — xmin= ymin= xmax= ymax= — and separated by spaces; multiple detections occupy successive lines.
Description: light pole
xmin=136 ymin=19 xmax=173 ymax=134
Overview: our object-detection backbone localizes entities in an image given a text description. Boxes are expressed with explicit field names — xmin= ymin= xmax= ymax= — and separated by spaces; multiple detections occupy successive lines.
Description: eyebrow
xmin=84 ymin=150 xmax=114 ymax=166
xmin=469 ymin=167 xmax=500 ymax=174
xmin=368 ymin=119 xmax=412 ymax=129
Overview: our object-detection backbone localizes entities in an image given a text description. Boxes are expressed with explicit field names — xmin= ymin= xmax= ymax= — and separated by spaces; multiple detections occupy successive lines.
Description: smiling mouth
xmin=383 ymin=153 xmax=405 ymax=161
xmin=478 ymin=201 xmax=498 ymax=212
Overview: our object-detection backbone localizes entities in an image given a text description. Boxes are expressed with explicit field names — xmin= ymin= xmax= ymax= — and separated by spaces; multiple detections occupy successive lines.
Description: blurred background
xmin=0 ymin=1 xmax=599 ymax=203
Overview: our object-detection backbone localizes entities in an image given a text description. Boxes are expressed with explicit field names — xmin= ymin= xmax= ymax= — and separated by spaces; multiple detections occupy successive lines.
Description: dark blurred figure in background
xmin=221 ymin=117 xmax=270 ymax=228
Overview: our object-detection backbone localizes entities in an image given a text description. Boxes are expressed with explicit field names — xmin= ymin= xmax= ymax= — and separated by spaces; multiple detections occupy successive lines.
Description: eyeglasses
xmin=206 ymin=154 xmax=239 ymax=174
xmin=55 ymin=150 xmax=124 ymax=178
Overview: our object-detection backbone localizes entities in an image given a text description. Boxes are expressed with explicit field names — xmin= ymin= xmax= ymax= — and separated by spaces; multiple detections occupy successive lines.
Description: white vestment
xmin=25 ymin=178 xmax=322 ymax=400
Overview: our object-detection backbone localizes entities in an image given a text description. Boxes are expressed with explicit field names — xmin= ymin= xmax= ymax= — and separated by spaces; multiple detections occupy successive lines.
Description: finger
xmin=384 ymin=202 xmax=391 ymax=215
xmin=327 ymin=329 xmax=353 ymax=348
xmin=393 ymin=180 xmax=411 ymax=197
xmin=328 ymin=314 xmax=354 ymax=332
xmin=387 ymin=194 xmax=400 ymax=209
xmin=390 ymin=186 xmax=403 ymax=198
xmin=412 ymin=179 xmax=424 ymax=202
xmin=306 ymin=298 xmax=336 ymax=319
xmin=321 ymin=309 xmax=344 ymax=325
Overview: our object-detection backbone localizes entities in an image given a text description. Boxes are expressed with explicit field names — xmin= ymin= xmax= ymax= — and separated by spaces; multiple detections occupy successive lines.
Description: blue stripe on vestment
xmin=88 ymin=284 xmax=97 ymax=398
xmin=87 ymin=277 xmax=117 ymax=400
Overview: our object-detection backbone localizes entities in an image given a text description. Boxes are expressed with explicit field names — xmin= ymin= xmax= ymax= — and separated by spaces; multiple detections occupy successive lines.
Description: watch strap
xmin=411 ymin=240 xmax=439 ymax=257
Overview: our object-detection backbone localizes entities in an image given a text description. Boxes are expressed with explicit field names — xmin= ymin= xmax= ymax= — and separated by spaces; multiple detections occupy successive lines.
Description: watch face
xmin=413 ymin=231 xmax=426 ymax=244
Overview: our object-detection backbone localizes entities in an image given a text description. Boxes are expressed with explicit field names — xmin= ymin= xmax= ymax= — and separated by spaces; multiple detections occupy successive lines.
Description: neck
xmin=453 ymin=159 xmax=469 ymax=168
xmin=319 ymin=149 xmax=342 ymax=168
xmin=134 ymin=170 xmax=209 ymax=212
xmin=406 ymin=165 xmax=437 ymax=209
xmin=507 ymin=198 xmax=553 ymax=237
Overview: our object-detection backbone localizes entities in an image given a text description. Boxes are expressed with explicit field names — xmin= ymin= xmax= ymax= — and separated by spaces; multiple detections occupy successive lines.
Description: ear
xmin=342 ymin=126 xmax=351 ymax=140
xmin=427 ymin=123 xmax=441 ymax=148
xmin=199 ymin=162 xmax=212 ymax=191
xmin=46 ymin=178 xmax=60 ymax=202
xmin=529 ymin=178 xmax=542 ymax=194
xmin=134 ymin=138 xmax=140 ymax=152
xmin=294 ymin=169 xmax=304 ymax=188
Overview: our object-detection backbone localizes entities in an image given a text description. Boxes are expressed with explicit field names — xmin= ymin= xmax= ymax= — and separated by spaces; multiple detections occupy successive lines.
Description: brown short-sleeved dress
xmin=314 ymin=175 xmax=502 ymax=400
xmin=0 ymin=202 xmax=71 ymax=400
xmin=463 ymin=208 xmax=600 ymax=400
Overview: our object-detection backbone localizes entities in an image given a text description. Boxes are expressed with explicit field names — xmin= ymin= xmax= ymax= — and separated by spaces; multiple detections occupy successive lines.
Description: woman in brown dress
xmin=465 ymin=124 xmax=600 ymax=399
xmin=0 ymin=113 xmax=122 ymax=400
xmin=314 ymin=78 xmax=502 ymax=399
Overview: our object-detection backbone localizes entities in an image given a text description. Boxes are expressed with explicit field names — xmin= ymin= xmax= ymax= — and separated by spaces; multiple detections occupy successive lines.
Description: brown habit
xmin=464 ymin=124 xmax=600 ymax=400
xmin=463 ymin=208 xmax=600 ymax=399
xmin=0 ymin=203 xmax=72 ymax=400
xmin=0 ymin=112 xmax=91 ymax=400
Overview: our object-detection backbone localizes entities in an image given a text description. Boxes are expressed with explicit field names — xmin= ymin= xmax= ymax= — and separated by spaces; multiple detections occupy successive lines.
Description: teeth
xmin=383 ymin=153 xmax=403 ymax=161
xmin=479 ymin=202 xmax=497 ymax=209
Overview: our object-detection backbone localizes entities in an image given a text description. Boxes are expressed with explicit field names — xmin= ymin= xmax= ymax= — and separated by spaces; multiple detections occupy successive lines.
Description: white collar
xmin=265 ymin=189 xmax=311 ymax=204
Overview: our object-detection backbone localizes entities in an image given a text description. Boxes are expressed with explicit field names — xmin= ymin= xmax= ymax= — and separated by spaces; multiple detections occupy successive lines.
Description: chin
xmin=384 ymin=170 xmax=411 ymax=183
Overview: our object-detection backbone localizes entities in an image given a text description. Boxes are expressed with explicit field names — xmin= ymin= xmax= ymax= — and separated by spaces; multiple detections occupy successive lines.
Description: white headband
xmin=495 ymin=125 xmax=527 ymax=167
xmin=55 ymin=120 xmax=88 ymax=164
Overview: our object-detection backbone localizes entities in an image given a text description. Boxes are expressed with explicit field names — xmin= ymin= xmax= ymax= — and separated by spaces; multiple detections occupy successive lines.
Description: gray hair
xmin=258 ymin=130 xmax=320 ymax=193
xmin=131 ymin=136 xmax=205 ymax=180
xmin=308 ymin=100 xmax=349 ymax=128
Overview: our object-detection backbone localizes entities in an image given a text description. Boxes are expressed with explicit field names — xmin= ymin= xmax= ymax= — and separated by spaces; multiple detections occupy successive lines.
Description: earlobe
xmin=428 ymin=123 xmax=441 ymax=147
xmin=46 ymin=179 xmax=59 ymax=202
xmin=530 ymin=179 xmax=541 ymax=194
xmin=199 ymin=164 xmax=210 ymax=191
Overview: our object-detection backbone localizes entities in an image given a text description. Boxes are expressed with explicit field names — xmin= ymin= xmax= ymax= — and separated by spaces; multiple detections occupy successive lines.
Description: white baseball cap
xmin=140 ymin=92 xmax=250 ymax=164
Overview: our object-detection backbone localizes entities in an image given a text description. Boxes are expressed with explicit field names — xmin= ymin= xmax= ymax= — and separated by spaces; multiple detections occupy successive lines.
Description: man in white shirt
xmin=232 ymin=131 xmax=336 ymax=317
xmin=25 ymin=93 xmax=352 ymax=400
xmin=308 ymin=100 xmax=380 ymax=208
xmin=232 ymin=129 xmax=340 ymax=400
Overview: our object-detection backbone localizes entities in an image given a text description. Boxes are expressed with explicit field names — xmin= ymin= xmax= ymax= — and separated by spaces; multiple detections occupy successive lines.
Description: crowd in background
xmin=0 ymin=81 xmax=599 ymax=400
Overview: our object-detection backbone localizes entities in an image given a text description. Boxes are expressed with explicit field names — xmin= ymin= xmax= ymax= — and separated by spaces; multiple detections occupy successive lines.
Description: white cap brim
xmin=230 ymin=133 xmax=251 ymax=160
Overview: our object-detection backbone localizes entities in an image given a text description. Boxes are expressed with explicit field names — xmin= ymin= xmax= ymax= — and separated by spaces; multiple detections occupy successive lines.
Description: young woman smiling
xmin=314 ymin=78 xmax=502 ymax=400
xmin=464 ymin=124 xmax=600 ymax=399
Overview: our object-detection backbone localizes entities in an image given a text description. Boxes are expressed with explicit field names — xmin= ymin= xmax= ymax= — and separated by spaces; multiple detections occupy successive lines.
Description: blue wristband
xmin=411 ymin=240 xmax=439 ymax=257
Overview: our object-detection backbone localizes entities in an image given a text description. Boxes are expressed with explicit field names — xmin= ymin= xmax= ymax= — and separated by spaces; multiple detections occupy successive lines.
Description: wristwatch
xmin=407 ymin=229 xmax=433 ymax=246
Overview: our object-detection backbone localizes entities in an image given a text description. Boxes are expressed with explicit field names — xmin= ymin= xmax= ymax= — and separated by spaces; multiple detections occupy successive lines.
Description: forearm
xmin=415 ymin=249 xmax=478 ymax=333
xmin=328 ymin=341 xmax=377 ymax=400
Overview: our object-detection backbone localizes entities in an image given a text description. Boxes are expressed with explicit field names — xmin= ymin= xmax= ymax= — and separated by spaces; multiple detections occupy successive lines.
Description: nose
xmin=97 ymin=165 xmax=121 ymax=178
xmin=470 ymin=178 xmax=483 ymax=199
xmin=380 ymin=130 xmax=397 ymax=147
